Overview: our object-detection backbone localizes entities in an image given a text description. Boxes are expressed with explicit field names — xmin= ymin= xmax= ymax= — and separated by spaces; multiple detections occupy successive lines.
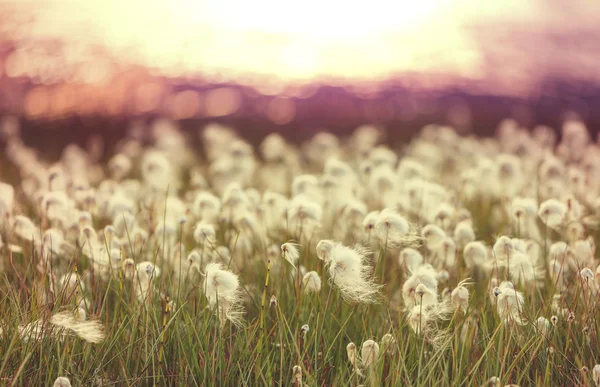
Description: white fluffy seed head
xmin=194 ymin=223 xmax=216 ymax=245
xmin=321 ymin=241 xmax=380 ymax=304
xmin=538 ymin=199 xmax=567 ymax=228
xmin=375 ymin=208 xmax=410 ymax=245
xmin=203 ymin=263 xmax=244 ymax=327
xmin=381 ymin=333 xmax=396 ymax=355
xmin=402 ymin=264 xmax=438 ymax=310
xmin=398 ymin=248 xmax=424 ymax=273
xmin=493 ymin=281 xmax=525 ymax=324
xmin=292 ymin=365 xmax=302 ymax=385
xmin=463 ymin=241 xmax=488 ymax=269
xmin=316 ymin=239 xmax=335 ymax=261
xmin=581 ymin=268 xmax=594 ymax=281
xmin=361 ymin=340 xmax=379 ymax=368
xmin=346 ymin=342 xmax=357 ymax=366
xmin=203 ymin=263 xmax=239 ymax=306
xmin=53 ymin=377 xmax=72 ymax=387
xmin=302 ymin=271 xmax=322 ymax=294
xmin=535 ymin=317 xmax=550 ymax=335
xmin=362 ymin=211 xmax=380 ymax=235
xmin=451 ymin=279 xmax=471 ymax=314
xmin=421 ymin=224 xmax=446 ymax=250
xmin=281 ymin=242 xmax=300 ymax=268
xmin=453 ymin=221 xmax=475 ymax=249
xmin=593 ymin=364 xmax=600 ymax=387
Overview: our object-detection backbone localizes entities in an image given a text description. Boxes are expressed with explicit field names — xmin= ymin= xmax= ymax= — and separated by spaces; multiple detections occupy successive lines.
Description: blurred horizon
xmin=1 ymin=0 xmax=600 ymax=133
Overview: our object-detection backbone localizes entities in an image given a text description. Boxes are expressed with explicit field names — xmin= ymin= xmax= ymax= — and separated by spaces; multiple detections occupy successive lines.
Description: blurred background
xmin=1 ymin=0 xmax=600 ymax=149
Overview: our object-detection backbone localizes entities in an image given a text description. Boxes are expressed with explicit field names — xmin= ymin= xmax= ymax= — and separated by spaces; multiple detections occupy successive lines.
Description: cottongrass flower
xmin=535 ymin=317 xmax=550 ymax=335
xmin=346 ymin=342 xmax=358 ymax=368
xmin=302 ymin=271 xmax=322 ymax=294
xmin=362 ymin=211 xmax=380 ymax=237
xmin=451 ymin=279 xmax=472 ymax=314
xmin=281 ymin=242 xmax=300 ymax=268
xmin=453 ymin=220 xmax=475 ymax=249
xmin=421 ymin=224 xmax=446 ymax=250
xmin=50 ymin=311 xmax=105 ymax=343
xmin=53 ymin=377 xmax=72 ymax=387
xmin=493 ymin=281 xmax=525 ymax=325
xmin=593 ymin=364 xmax=600 ymax=387
xmin=381 ymin=333 xmax=396 ymax=355
xmin=316 ymin=240 xmax=380 ymax=304
xmin=194 ymin=223 xmax=216 ymax=246
xmin=398 ymin=248 xmax=424 ymax=273
xmin=489 ymin=376 xmax=501 ymax=387
xmin=300 ymin=324 xmax=310 ymax=338
xmin=292 ymin=365 xmax=303 ymax=386
xmin=538 ymin=199 xmax=567 ymax=228
xmin=203 ymin=263 xmax=244 ymax=327
xmin=19 ymin=311 xmax=105 ymax=344
xmin=402 ymin=264 xmax=438 ymax=309
xmin=375 ymin=208 xmax=418 ymax=247
xmin=463 ymin=241 xmax=489 ymax=269
xmin=361 ymin=339 xmax=379 ymax=368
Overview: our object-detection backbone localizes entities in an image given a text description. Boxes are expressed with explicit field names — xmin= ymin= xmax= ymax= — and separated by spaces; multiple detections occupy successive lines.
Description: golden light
xmin=14 ymin=0 xmax=490 ymax=83
xmin=3 ymin=0 xmax=600 ymax=97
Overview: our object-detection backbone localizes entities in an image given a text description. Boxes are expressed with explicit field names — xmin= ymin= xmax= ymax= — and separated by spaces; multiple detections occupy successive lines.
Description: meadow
xmin=0 ymin=118 xmax=599 ymax=386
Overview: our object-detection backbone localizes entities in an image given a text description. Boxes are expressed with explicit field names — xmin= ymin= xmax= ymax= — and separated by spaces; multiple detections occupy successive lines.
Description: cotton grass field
xmin=1 ymin=119 xmax=600 ymax=386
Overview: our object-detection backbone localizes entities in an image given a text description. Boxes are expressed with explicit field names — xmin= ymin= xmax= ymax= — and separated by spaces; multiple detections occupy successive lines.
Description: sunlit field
xmin=2 ymin=0 xmax=600 ymax=386
xmin=1 ymin=117 xmax=600 ymax=386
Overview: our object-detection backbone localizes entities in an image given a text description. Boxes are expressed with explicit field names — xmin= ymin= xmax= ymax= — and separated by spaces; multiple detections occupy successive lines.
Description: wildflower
xmin=203 ymin=263 xmax=244 ymax=327
xmin=535 ymin=317 xmax=550 ymax=334
xmin=53 ymin=377 xmax=72 ymax=387
xmin=316 ymin=239 xmax=335 ymax=261
xmin=551 ymin=315 xmax=558 ymax=325
xmin=300 ymin=324 xmax=309 ymax=338
xmin=194 ymin=223 xmax=216 ymax=246
xmin=381 ymin=333 xmax=396 ymax=355
xmin=593 ymin=364 xmax=600 ymax=386
xmin=269 ymin=295 xmax=277 ymax=308
xmin=292 ymin=365 xmax=303 ymax=386
xmin=453 ymin=221 xmax=475 ymax=249
xmin=421 ymin=224 xmax=446 ymax=250
xmin=489 ymin=376 xmax=501 ymax=387
xmin=281 ymin=242 xmax=300 ymax=268
xmin=451 ymin=279 xmax=471 ymax=314
xmin=402 ymin=264 xmax=438 ymax=309
xmin=302 ymin=271 xmax=322 ymax=294
xmin=463 ymin=241 xmax=488 ymax=269
xmin=49 ymin=311 xmax=105 ymax=343
xmin=538 ymin=199 xmax=567 ymax=228
xmin=122 ymin=258 xmax=136 ymax=280
xmin=362 ymin=211 xmax=380 ymax=235
xmin=317 ymin=241 xmax=380 ymax=304
xmin=375 ymin=208 xmax=412 ymax=246
xmin=192 ymin=192 xmax=221 ymax=223
xmin=436 ymin=237 xmax=457 ymax=269
xmin=398 ymin=248 xmax=424 ymax=273
xmin=581 ymin=268 xmax=594 ymax=281
xmin=493 ymin=281 xmax=525 ymax=324
xmin=347 ymin=342 xmax=358 ymax=367
xmin=361 ymin=340 xmax=379 ymax=368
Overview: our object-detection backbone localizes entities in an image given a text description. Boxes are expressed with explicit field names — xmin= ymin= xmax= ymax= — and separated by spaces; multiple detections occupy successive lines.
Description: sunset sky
xmin=4 ymin=0 xmax=593 ymax=82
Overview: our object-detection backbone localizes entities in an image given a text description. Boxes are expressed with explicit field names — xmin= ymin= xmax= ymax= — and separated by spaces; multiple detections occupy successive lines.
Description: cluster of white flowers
xmin=2 ymin=115 xmax=600 ymax=382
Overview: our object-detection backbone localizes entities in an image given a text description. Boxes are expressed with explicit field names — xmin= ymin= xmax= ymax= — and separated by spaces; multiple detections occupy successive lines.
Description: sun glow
xmin=12 ymin=0 xmax=484 ymax=82
xmin=4 ymin=0 xmax=599 ymax=87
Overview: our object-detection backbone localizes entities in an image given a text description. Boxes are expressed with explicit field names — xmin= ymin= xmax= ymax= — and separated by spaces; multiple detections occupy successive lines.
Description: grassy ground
xmin=0 ymin=121 xmax=599 ymax=386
